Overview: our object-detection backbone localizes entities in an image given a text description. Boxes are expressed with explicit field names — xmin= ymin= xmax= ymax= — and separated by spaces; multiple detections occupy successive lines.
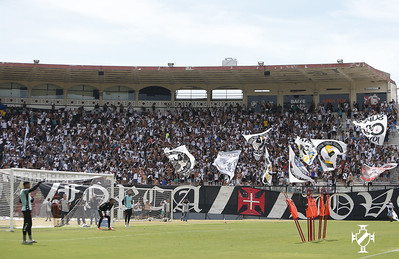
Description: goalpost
xmin=0 ymin=168 xmax=115 ymax=232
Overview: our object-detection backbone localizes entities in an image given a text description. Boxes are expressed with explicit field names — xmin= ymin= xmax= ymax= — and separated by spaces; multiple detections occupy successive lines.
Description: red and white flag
xmin=361 ymin=163 xmax=398 ymax=182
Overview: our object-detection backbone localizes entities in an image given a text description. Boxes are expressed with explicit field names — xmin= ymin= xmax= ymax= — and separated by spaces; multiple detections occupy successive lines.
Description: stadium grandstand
xmin=0 ymin=59 xmax=398 ymax=190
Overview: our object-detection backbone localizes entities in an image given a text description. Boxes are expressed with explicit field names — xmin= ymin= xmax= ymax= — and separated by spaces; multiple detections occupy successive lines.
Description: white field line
xmin=360 ymin=248 xmax=399 ymax=259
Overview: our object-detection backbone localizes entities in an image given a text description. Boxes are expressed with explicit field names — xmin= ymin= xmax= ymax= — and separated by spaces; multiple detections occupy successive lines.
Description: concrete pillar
xmin=170 ymin=89 xmax=175 ymax=107
xmin=349 ymin=81 xmax=357 ymax=108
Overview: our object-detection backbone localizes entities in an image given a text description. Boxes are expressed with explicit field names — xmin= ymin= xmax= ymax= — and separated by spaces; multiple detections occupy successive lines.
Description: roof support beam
xmin=335 ymin=68 xmax=353 ymax=82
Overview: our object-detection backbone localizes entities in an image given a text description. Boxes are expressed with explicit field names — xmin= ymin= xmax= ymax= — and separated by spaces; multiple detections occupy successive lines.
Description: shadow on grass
xmin=295 ymin=239 xmax=339 ymax=245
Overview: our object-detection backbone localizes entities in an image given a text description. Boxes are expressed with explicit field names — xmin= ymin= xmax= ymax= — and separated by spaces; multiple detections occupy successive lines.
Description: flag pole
xmin=323 ymin=190 xmax=330 ymax=239
xmin=284 ymin=192 xmax=306 ymax=243
xmin=306 ymin=188 xmax=317 ymax=242
xmin=318 ymin=188 xmax=324 ymax=240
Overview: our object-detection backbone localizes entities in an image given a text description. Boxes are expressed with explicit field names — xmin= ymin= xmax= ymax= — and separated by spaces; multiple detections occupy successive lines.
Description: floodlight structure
xmin=168 ymin=63 xmax=174 ymax=67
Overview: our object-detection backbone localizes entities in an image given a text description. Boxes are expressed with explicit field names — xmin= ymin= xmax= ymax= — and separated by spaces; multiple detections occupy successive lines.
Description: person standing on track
xmin=387 ymin=200 xmax=395 ymax=222
xmin=44 ymin=198 xmax=52 ymax=222
xmin=60 ymin=193 xmax=70 ymax=225
xmin=182 ymin=199 xmax=189 ymax=222
xmin=20 ymin=180 xmax=44 ymax=245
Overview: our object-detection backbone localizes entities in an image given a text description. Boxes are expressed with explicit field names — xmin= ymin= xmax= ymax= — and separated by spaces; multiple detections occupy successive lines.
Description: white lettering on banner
xmin=329 ymin=193 xmax=355 ymax=220
xmin=173 ymin=185 xmax=201 ymax=213
xmin=142 ymin=186 xmax=167 ymax=211
xmin=290 ymin=99 xmax=305 ymax=104
xmin=128 ymin=186 xmax=140 ymax=196
xmin=88 ymin=184 xmax=109 ymax=204
xmin=358 ymin=189 xmax=393 ymax=218
xmin=361 ymin=114 xmax=384 ymax=123
xmin=43 ymin=183 xmax=61 ymax=202
xmin=57 ymin=184 xmax=82 ymax=202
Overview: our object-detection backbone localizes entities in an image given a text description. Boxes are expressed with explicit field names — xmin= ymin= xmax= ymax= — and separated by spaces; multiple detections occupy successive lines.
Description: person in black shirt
xmin=97 ymin=198 xmax=115 ymax=230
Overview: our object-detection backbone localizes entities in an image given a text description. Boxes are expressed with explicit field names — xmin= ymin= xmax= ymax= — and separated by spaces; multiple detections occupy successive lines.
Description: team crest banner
xmin=361 ymin=163 xmax=398 ymax=182
xmin=295 ymin=137 xmax=317 ymax=165
xmin=353 ymin=114 xmax=387 ymax=145
xmin=242 ymin=128 xmax=272 ymax=160
xmin=288 ymin=146 xmax=314 ymax=183
xmin=164 ymin=145 xmax=196 ymax=176
xmin=213 ymin=150 xmax=241 ymax=181
xmin=311 ymin=139 xmax=347 ymax=172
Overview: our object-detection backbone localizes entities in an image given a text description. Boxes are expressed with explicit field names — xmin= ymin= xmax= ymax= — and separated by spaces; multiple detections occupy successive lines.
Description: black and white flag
xmin=294 ymin=137 xmax=317 ymax=165
xmin=242 ymin=128 xmax=272 ymax=160
xmin=261 ymin=148 xmax=273 ymax=185
xmin=213 ymin=150 xmax=241 ymax=181
xmin=311 ymin=139 xmax=347 ymax=172
xmin=288 ymin=146 xmax=314 ymax=183
xmin=353 ymin=114 xmax=387 ymax=145
xmin=164 ymin=145 xmax=196 ymax=176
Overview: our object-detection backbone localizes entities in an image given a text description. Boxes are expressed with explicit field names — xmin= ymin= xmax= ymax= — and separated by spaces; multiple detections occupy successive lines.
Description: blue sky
xmin=1 ymin=0 xmax=398 ymax=83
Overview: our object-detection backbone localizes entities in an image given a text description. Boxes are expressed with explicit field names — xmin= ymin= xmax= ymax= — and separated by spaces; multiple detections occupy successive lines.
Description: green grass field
xmin=0 ymin=220 xmax=398 ymax=259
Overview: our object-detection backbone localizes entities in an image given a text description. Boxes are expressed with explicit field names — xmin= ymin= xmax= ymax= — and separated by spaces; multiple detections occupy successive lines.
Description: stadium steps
xmin=387 ymin=131 xmax=399 ymax=145
xmin=390 ymin=167 xmax=399 ymax=185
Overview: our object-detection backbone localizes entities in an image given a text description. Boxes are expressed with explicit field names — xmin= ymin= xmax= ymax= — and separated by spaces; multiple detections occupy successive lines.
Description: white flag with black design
xmin=242 ymin=128 xmax=272 ymax=160
xmin=23 ymin=124 xmax=29 ymax=153
xmin=213 ymin=150 xmax=241 ymax=181
xmin=164 ymin=145 xmax=196 ymax=176
xmin=288 ymin=146 xmax=314 ymax=183
xmin=261 ymin=148 xmax=273 ymax=185
xmin=295 ymin=137 xmax=317 ymax=165
xmin=361 ymin=163 xmax=398 ymax=182
xmin=353 ymin=114 xmax=387 ymax=145
xmin=311 ymin=139 xmax=347 ymax=172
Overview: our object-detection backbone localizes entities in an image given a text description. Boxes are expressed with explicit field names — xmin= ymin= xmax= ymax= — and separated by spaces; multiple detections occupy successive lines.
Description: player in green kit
xmin=123 ymin=190 xmax=133 ymax=227
xmin=20 ymin=180 xmax=44 ymax=245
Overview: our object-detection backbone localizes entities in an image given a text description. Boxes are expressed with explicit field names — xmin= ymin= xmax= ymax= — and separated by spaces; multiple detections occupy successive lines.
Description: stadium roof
xmin=0 ymin=61 xmax=395 ymax=86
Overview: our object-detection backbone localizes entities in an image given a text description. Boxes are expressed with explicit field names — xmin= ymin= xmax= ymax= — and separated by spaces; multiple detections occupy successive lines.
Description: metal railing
xmin=257 ymin=184 xmax=399 ymax=194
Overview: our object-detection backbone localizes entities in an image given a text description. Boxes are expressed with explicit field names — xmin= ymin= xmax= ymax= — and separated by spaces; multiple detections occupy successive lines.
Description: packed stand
xmin=0 ymin=100 xmax=398 ymax=187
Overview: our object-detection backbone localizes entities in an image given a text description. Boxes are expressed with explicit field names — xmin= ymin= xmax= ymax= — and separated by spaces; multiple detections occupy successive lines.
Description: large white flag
xmin=288 ymin=146 xmax=314 ymax=183
xmin=261 ymin=148 xmax=273 ymax=185
xmin=242 ymin=128 xmax=272 ymax=160
xmin=311 ymin=139 xmax=347 ymax=172
xmin=164 ymin=145 xmax=196 ymax=176
xmin=361 ymin=163 xmax=398 ymax=182
xmin=213 ymin=150 xmax=241 ymax=181
xmin=353 ymin=114 xmax=387 ymax=145
xmin=295 ymin=137 xmax=317 ymax=165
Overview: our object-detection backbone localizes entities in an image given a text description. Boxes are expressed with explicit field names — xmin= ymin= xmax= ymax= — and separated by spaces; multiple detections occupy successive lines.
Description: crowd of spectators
xmin=0 ymin=99 xmax=398 ymax=187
